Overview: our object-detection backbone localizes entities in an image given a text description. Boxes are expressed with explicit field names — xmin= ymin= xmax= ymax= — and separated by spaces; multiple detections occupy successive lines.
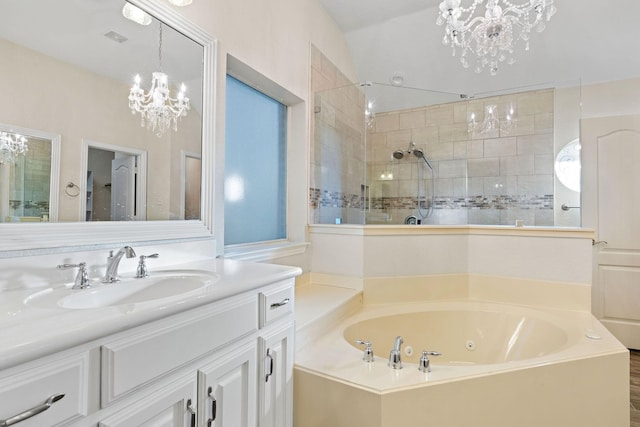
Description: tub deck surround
xmin=0 ymin=257 xmax=301 ymax=370
xmin=294 ymin=298 xmax=629 ymax=427
xmin=293 ymin=275 xmax=629 ymax=427
xmin=295 ymin=299 xmax=624 ymax=392
xmin=294 ymin=281 xmax=362 ymax=352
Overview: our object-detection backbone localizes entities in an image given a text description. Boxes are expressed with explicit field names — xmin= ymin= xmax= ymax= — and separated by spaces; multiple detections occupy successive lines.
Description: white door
xmin=111 ymin=155 xmax=136 ymax=221
xmin=198 ymin=342 xmax=257 ymax=427
xmin=582 ymin=115 xmax=640 ymax=349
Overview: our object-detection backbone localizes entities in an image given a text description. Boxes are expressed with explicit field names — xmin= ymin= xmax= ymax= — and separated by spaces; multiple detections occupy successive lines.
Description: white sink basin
xmin=24 ymin=270 xmax=220 ymax=310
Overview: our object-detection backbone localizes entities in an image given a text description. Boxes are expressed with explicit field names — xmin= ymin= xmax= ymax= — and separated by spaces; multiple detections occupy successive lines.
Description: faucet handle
xmin=355 ymin=340 xmax=374 ymax=363
xmin=419 ymin=350 xmax=442 ymax=373
xmin=136 ymin=253 xmax=159 ymax=278
xmin=57 ymin=262 xmax=90 ymax=290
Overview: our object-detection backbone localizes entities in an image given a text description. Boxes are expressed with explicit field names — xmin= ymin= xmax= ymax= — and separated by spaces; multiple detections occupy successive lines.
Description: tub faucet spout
xmin=388 ymin=336 xmax=403 ymax=369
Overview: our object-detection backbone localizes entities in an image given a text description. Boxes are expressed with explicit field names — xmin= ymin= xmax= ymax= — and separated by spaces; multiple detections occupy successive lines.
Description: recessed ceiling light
xmin=167 ymin=0 xmax=193 ymax=6
xmin=122 ymin=3 xmax=152 ymax=26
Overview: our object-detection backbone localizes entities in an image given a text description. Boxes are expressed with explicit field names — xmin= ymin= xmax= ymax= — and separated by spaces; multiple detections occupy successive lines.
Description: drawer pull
xmin=265 ymin=348 xmax=274 ymax=382
xmin=270 ymin=298 xmax=290 ymax=309
xmin=186 ymin=399 xmax=196 ymax=427
xmin=0 ymin=393 xmax=65 ymax=426
xmin=207 ymin=386 xmax=217 ymax=427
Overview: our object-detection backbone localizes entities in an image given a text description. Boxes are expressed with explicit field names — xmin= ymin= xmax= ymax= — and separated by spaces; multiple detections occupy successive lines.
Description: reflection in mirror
xmin=0 ymin=124 xmax=60 ymax=223
xmin=0 ymin=0 xmax=204 ymax=222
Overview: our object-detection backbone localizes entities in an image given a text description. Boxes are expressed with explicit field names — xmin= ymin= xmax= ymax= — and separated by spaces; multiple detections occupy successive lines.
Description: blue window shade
xmin=225 ymin=76 xmax=287 ymax=245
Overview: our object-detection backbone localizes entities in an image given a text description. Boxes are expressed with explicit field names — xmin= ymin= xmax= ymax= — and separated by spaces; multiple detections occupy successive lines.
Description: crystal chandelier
xmin=468 ymin=103 xmax=515 ymax=136
xmin=436 ymin=0 xmax=557 ymax=75
xmin=128 ymin=23 xmax=190 ymax=137
xmin=0 ymin=131 xmax=28 ymax=164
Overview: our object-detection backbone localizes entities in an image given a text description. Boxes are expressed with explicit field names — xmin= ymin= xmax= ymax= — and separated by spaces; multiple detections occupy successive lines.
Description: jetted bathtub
xmin=294 ymin=300 xmax=629 ymax=427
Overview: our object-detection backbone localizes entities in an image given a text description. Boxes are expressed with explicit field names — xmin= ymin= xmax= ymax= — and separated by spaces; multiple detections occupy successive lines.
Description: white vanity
xmin=0 ymin=256 xmax=300 ymax=427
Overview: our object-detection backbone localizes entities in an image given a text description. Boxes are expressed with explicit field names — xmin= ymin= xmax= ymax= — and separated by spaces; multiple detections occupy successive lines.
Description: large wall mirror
xmin=0 ymin=0 xmax=216 ymax=253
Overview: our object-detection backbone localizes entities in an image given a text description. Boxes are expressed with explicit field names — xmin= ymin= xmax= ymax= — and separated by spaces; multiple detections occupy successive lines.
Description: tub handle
xmin=355 ymin=340 xmax=374 ymax=363
xmin=419 ymin=350 xmax=441 ymax=373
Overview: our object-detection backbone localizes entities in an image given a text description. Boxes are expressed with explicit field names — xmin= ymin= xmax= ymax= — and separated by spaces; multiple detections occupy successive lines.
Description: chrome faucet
xmin=103 ymin=246 xmax=136 ymax=283
xmin=388 ymin=336 xmax=403 ymax=369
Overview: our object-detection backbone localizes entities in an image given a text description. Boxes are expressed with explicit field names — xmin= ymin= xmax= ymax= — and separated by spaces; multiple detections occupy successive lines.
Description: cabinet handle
xmin=0 ymin=393 xmax=65 ymax=426
xmin=186 ymin=398 xmax=196 ymax=427
xmin=270 ymin=298 xmax=290 ymax=309
xmin=207 ymin=386 xmax=217 ymax=427
xmin=265 ymin=348 xmax=274 ymax=382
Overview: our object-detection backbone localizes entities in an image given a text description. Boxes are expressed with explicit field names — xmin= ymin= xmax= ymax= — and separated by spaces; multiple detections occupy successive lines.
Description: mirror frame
xmin=0 ymin=0 xmax=216 ymax=254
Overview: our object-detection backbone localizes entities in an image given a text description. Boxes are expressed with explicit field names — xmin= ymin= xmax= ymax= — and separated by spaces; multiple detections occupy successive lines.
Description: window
xmin=224 ymin=75 xmax=287 ymax=246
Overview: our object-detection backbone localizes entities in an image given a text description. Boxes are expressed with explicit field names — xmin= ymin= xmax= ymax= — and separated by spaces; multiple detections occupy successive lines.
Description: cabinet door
xmin=258 ymin=322 xmax=294 ymax=427
xmin=99 ymin=374 xmax=197 ymax=427
xmin=198 ymin=341 xmax=257 ymax=427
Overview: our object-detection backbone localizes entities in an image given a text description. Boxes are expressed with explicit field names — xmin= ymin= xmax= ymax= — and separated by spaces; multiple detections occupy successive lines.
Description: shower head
xmin=412 ymin=148 xmax=433 ymax=170
xmin=393 ymin=150 xmax=405 ymax=160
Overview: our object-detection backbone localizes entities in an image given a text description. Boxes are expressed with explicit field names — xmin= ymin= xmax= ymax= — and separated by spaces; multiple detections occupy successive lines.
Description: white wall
xmin=310 ymin=227 xmax=593 ymax=286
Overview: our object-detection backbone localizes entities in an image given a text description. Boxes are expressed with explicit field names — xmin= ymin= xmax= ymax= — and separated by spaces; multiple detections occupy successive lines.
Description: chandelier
xmin=468 ymin=103 xmax=515 ymax=136
xmin=436 ymin=0 xmax=556 ymax=75
xmin=0 ymin=131 xmax=28 ymax=164
xmin=128 ymin=23 xmax=190 ymax=137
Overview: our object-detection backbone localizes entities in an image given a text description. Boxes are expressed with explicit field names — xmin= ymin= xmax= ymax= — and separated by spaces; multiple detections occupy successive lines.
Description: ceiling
xmin=318 ymin=0 xmax=640 ymax=101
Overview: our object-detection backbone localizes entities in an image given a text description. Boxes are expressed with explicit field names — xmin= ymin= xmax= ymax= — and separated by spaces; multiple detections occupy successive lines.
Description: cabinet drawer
xmin=259 ymin=279 xmax=294 ymax=328
xmin=101 ymin=295 xmax=257 ymax=406
xmin=0 ymin=351 xmax=90 ymax=427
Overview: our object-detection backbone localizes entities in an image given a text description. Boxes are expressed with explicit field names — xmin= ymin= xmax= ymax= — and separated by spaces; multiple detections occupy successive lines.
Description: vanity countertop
xmin=0 ymin=258 xmax=301 ymax=370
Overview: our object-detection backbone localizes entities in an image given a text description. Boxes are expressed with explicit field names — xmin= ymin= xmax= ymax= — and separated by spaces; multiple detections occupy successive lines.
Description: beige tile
xmin=534 ymin=154 xmax=554 ymax=175
xmin=453 ymin=141 xmax=467 ymax=159
xmin=439 ymin=123 xmax=469 ymax=142
xmin=484 ymin=137 xmax=517 ymax=157
xmin=411 ymin=126 xmax=439 ymax=144
xmin=535 ymin=113 xmax=554 ymax=134
xmin=386 ymin=129 xmax=412 ymax=147
xmin=453 ymin=103 xmax=468 ymax=123
xmin=468 ymin=158 xmax=500 ymax=177
xmin=439 ymin=159 xmax=467 ymax=178
xmin=426 ymin=141 xmax=454 ymax=161
xmin=500 ymin=155 xmax=535 ymax=176
xmin=399 ymin=110 xmax=426 ymax=129
xmin=426 ymin=105 xmax=454 ymax=125
xmin=467 ymin=140 xmax=484 ymax=158
xmin=517 ymin=174 xmax=553 ymax=195
xmin=517 ymin=89 xmax=554 ymax=115
xmin=374 ymin=113 xmax=400 ymax=133
xmin=517 ymin=133 xmax=554 ymax=155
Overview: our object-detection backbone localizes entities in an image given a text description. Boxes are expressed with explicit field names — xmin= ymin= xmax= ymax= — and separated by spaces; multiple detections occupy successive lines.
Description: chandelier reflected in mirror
xmin=468 ymin=103 xmax=516 ymax=137
xmin=436 ymin=0 xmax=556 ymax=75
xmin=0 ymin=131 xmax=28 ymax=164
xmin=128 ymin=23 xmax=190 ymax=137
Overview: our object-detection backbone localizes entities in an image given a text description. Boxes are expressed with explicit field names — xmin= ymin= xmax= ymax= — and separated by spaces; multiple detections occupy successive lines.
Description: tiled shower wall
xmin=367 ymin=89 xmax=555 ymax=225
xmin=310 ymin=46 xmax=555 ymax=226
xmin=310 ymin=45 xmax=366 ymax=225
